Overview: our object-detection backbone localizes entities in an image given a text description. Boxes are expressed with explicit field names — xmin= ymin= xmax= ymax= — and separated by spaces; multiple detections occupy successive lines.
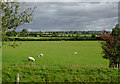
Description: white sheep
xmin=28 ymin=57 xmax=35 ymax=61
xmin=38 ymin=54 xmax=43 ymax=57
xmin=74 ymin=52 xmax=78 ymax=55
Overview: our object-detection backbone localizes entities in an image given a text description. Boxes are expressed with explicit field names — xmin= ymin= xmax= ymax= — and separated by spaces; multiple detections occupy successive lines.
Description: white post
xmin=17 ymin=73 xmax=19 ymax=84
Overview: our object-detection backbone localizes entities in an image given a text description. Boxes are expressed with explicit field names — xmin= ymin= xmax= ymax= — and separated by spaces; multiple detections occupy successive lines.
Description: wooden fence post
xmin=17 ymin=73 xmax=19 ymax=84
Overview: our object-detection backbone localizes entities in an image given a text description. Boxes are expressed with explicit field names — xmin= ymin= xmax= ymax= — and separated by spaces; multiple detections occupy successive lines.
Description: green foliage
xmin=2 ymin=35 xmax=9 ymax=41
xmin=75 ymin=32 xmax=80 ymax=39
xmin=1 ymin=1 xmax=35 ymax=47
xmin=20 ymin=29 xmax=28 ymax=37
xmin=2 ymin=2 xmax=33 ymax=31
xmin=111 ymin=24 xmax=120 ymax=37
xmin=6 ymin=30 xmax=17 ymax=37
xmin=100 ymin=24 xmax=120 ymax=68
xmin=111 ymin=24 xmax=120 ymax=65
xmin=52 ymin=32 xmax=58 ymax=37
xmin=21 ymin=29 xmax=28 ymax=33
xmin=8 ymin=35 xmax=100 ymax=41
xmin=1 ymin=2 xmax=35 ymax=38
xmin=91 ymin=34 xmax=96 ymax=39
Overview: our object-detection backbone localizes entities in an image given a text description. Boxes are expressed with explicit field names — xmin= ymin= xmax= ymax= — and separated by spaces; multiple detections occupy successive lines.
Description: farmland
xmin=5 ymin=30 xmax=102 ymax=41
xmin=8 ymin=35 xmax=101 ymax=41
xmin=2 ymin=41 xmax=119 ymax=82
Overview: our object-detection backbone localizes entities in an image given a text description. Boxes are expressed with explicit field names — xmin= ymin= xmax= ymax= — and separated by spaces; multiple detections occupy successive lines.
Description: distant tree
xmin=72 ymin=34 xmax=74 ymax=37
xmin=52 ymin=32 xmax=57 ymax=37
xmin=76 ymin=32 xmax=80 ymax=38
xmin=100 ymin=24 xmax=120 ymax=68
xmin=68 ymin=34 xmax=71 ymax=37
xmin=73 ymin=32 xmax=80 ymax=40
xmin=91 ymin=34 xmax=96 ymax=39
xmin=38 ymin=31 xmax=43 ymax=37
xmin=34 ymin=33 xmax=37 ymax=37
xmin=61 ymin=34 xmax=63 ymax=37
xmin=21 ymin=29 xmax=28 ymax=37
xmin=6 ymin=30 xmax=17 ymax=37
xmin=21 ymin=29 xmax=28 ymax=33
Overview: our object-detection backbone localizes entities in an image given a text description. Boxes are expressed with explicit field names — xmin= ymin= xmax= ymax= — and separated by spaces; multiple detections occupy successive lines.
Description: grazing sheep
xmin=74 ymin=52 xmax=78 ymax=55
xmin=28 ymin=57 xmax=35 ymax=61
xmin=38 ymin=54 xmax=43 ymax=57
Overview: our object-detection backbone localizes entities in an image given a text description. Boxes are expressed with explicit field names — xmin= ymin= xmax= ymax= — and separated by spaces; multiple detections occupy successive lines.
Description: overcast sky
xmin=16 ymin=2 xmax=118 ymax=32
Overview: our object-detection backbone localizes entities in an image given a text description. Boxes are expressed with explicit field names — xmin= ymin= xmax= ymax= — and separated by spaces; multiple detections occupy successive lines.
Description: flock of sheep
xmin=28 ymin=53 xmax=43 ymax=61
xmin=28 ymin=52 xmax=78 ymax=61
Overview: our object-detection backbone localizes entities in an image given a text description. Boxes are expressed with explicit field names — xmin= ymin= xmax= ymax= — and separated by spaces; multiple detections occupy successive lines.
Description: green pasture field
xmin=2 ymin=41 xmax=119 ymax=82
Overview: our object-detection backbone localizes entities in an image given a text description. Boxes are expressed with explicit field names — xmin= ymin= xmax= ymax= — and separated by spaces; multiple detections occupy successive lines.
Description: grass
xmin=2 ymin=41 xmax=119 ymax=82
xmin=2 ymin=64 xmax=118 ymax=82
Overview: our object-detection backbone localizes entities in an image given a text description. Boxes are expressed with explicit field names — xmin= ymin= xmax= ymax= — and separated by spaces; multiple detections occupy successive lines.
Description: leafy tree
xmin=39 ymin=31 xmax=43 ymax=37
xmin=100 ymin=24 xmax=120 ymax=68
xmin=21 ymin=29 xmax=28 ymax=37
xmin=68 ymin=34 xmax=71 ymax=37
xmin=75 ymin=32 xmax=80 ymax=39
xmin=21 ymin=29 xmax=28 ymax=33
xmin=6 ymin=30 xmax=17 ymax=37
xmin=1 ymin=1 xmax=36 ymax=41
xmin=52 ymin=32 xmax=57 ymax=37
xmin=91 ymin=34 xmax=96 ymax=39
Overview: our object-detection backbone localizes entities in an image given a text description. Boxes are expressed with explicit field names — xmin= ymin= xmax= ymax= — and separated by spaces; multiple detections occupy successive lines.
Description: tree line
xmin=6 ymin=29 xmax=100 ymax=37
xmin=5 ymin=29 xmax=102 ymax=41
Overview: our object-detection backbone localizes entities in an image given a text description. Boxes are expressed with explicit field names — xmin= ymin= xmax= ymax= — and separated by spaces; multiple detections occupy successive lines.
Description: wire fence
xmin=2 ymin=74 xmax=120 ymax=77
xmin=4 ymin=73 xmax=119 ymax=83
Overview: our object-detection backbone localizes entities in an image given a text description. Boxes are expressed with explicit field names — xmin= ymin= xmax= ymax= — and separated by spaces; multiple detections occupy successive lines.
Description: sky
xmin=16 ymin=2 xmax=118 ymax=32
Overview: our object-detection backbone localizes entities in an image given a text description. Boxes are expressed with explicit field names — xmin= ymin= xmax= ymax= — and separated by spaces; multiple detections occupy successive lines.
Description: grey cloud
xmin=17 ymin=2 xmax=118 ymax=31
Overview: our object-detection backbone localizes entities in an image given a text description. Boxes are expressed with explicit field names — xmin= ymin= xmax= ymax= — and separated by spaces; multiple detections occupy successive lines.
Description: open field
xmin=2 ymin=41 xmax=119 ymax=82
